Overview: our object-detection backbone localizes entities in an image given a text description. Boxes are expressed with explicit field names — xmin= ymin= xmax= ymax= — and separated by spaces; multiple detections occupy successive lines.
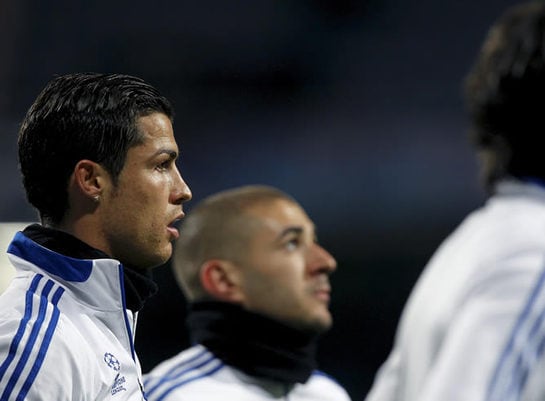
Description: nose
xmin=308 ymin=243 xmax=337 ymax=275
xmin=170 ymin=166 xmax=192 ymax=205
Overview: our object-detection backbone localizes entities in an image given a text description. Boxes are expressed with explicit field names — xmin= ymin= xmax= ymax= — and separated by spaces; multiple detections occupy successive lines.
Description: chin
xmin=152 ymin=253 xmax=171 ymax=268
xmin=152 ymin=244 xmax=173 ymax=264
xmin=300 ymin=315 xmax=332 ymax=335
xmin=132 ymin=251 xmax=171 ymax=270
xmin=317 ymin=320 xmax=333 ymax=333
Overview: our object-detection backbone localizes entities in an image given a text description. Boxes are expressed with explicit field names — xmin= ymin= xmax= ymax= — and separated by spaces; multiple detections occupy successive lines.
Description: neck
xmin=55 ymin=215 xmax=112 ymax=258
xmin=23 ymin=224 xmax=158 ymax=311
xmin=187 ymin=301 xmax=320 ymax=384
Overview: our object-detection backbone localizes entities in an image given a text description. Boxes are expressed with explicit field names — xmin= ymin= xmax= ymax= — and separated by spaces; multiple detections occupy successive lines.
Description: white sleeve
xmin=364 ymin=349 xmax=402 ymax=401
xmin=419 ymin=255 xmax=545 ymax=401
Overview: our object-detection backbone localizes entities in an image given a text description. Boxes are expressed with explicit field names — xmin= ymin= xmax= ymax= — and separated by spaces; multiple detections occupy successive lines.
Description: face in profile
xmin=236 ymin=199 xmax=337 ymax=334
xmin=98 ymin=112 xmax=192 ymax=269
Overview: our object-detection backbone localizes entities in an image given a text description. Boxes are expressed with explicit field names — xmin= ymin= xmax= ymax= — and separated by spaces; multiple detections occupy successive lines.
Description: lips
xmin=167 ymin=212 xmax=185 ymax=239
xmin=314 ymin=286 xmax=331 ymax=303
xmin=167 ymin=225 xmax=180 ymax=240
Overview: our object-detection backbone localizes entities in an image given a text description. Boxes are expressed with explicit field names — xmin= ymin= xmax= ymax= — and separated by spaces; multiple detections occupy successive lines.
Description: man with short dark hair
xmin=0 ymin=72 xmax=192 ymax=400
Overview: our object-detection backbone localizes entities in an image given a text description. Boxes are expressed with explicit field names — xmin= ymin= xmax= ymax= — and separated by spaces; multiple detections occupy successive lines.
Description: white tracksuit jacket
xmin=365 ymin=180 xmax=545 ymax=401
xmin=0 ymin=231 xmax=147 ymax=401
xmin=143 ymin=344 xmax=352 ymax=401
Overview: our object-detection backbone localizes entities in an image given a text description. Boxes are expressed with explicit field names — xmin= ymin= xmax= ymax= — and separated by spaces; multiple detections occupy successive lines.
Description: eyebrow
xmin=276 ymin=225 xmax=320 ymax=245
xmin=154 ymin=149 xmax=178 ymax=160
xmin=277 ymin=226 xmax=304 ymax=241
xmin=277 ymin=226 xmax=305 ymax=241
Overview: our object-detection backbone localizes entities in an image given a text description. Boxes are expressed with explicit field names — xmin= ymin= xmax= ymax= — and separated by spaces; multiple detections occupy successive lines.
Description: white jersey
xmin=365 ymin=180 xmax=545 ymax=401
xmin=0 ymin=231 xmax=147 ymax=400
xmin=143 ymin=344 xmax=352 ymax=401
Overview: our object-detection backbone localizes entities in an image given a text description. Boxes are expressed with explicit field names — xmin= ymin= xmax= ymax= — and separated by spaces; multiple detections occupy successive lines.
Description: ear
xmin=200 ymin=260 xmax=244 ymax=303
xmin=72 ymin=159 xmax=107 ymax=201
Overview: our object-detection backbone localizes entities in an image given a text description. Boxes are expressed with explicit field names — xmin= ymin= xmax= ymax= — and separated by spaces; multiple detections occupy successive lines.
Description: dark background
xmin=0 ymin=0 xmax=523 ymax=398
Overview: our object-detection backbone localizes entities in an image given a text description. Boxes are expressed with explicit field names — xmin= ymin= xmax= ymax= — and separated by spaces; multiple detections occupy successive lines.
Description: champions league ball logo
xmin=104 ymin=352 xmax=121 ymax=371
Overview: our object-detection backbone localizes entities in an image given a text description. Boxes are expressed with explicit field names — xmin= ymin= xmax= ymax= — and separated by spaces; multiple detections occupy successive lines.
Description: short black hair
xmin=18 ymin=72 xmax=174 ymax=225
xmin=465 ymin=1 xmax=545 ymax=190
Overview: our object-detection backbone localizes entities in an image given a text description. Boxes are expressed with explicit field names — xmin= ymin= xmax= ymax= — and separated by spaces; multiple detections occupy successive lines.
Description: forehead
xmin=244 ymin=199 xmax=314 ymax=235
xmin=136 ymin=113 xmax=176 ymax=142
xmin=124 ymin=113 xmax=178 ymax=159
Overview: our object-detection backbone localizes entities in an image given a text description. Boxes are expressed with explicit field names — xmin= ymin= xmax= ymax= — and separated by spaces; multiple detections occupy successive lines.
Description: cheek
xmin=267 ymin=272 xmax=304 ymax=302
xmin=127 ymin=182 xmax=169 ymax=216
xmin=108 ymin=192 xmax=159 ymax=235
xmin=244 ymin=257 xmax=306 ymax=298
xmin=243 ymin=271 xmax=281 ymax=303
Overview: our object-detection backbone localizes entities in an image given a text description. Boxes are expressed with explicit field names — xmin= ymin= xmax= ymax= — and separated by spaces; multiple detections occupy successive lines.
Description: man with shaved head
xmin=143 ymin=185 xmax=351 ymax=401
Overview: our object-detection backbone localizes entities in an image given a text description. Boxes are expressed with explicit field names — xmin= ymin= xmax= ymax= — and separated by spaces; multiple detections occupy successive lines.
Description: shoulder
xmin=298 ymin=370 xmax=352 ymax=400
xmin=144 ymin=345 xmax=226 ymax=401
xmin=420 ymin=192 xmax=545 ymax=288
xmin=144 ymin=345 xmax=221 ymax=380
xmin=460 ymin=187 xmax=545 ymax=253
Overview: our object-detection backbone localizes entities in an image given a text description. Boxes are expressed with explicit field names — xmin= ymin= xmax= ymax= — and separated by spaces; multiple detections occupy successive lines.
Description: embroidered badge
xmin=111 ymin=373 xmax=127 ymax=395
xmin=104 ymin=353 xmax=121 ymax=371
xmin=104 ymin=353 xmax=127 ymax=395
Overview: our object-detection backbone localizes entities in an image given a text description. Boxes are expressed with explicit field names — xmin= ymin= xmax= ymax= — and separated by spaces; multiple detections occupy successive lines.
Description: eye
xmin=156 ymin=159 xmax=172 ymax=171
xmin=284 ymin=237 xmax=301 ymax=251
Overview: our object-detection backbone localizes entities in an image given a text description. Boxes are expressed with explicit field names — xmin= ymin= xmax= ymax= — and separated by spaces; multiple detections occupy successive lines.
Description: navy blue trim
xmin=117 ymin=260 xmax=146 ymax=401
xmin=155 ymin=361 xmax=224 ymax=401
xmin=160 ymin=348 xmax=210 ymax=381
xmin=0 ymin=275 xmax=42 ymax=383
xmin=143 ymin=347 xmax=209 ymax=389
xmin=507 ymin=302 xmax=545 ymax=398
xmin=8 ymin=232 xmax=93 ymax=282
xmin=145 ymin=352 xmax=217 ymax=397
xmin=17 ymin=286 xmax=64 ymax=400
xmin=118 ymin=265 xmax=136 ymax=361
xmin=486 ymin=265 xmax=545 ymax=400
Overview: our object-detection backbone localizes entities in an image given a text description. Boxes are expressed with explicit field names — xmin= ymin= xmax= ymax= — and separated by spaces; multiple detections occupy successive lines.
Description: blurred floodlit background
xmin=0 ymin=0 xmax=523 ymax=398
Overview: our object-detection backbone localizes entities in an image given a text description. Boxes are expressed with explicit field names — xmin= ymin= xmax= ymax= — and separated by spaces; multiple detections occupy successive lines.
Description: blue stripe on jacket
xmin=0 ymin=276 xmax=64 ymax=401
xmin=144 ymin=347 xmax=225 ymax=400
xmin=0 ymin=274 xmax=43 ymax=383
xmin=487 ymin=265 xmax=545 ymax=401
xmin=154 ymin=361 xmax=224 ymax=401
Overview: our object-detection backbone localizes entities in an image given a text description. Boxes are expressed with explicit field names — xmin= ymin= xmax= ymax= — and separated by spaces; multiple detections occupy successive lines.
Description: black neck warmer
xmin=22 ymin=224 xmax=158 ymax=312
xmin=187 ymin=301 xmax=319 ymax=384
